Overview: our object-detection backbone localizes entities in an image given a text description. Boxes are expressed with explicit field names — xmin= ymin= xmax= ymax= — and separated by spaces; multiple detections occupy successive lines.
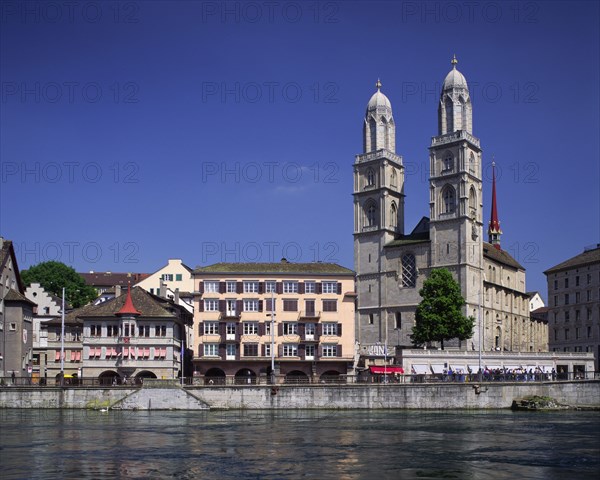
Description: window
xmin=443 ymin=152 xmax=454 ymax=171
xmin=304 ymin=299 xmax=315 ymax=315
xmin=323 ymin=323 xmax=338 ymax=336
xmin=322 ymin=299 xmax=337 ymax=312
xmin=575 ymin=276 xmax=579 ymax=286
xmin=155 ymin=325 xmax=167 ymax=337
xmin=588 ymin=309 xmax=592 ymax=321
xmin=565 ymin=329 xmax=569 ymax=340
xmin=575 ymin=310 xmax=580 ymax=321
xmin=265 ymin=298 xmax=276 ymax=312
xmin=304 ymin=281 xmax=316 ymax=294
xmin=138 ymin=325 xmax=150 ymax=337
xmin=283 ymin=344 xmax=298 ymax=357
xmin=243 ymin=299 xmax=259 ymax=312
xmin=366 ymin=203 xmax=377 ymax=227
xmin=176 ymin=274 xmax=182 ymax=281
xmin=322 ymin=344 xmax=338 ymax=357
xmin=322 ymin=282 xmax=337 ymax=294
xmin=204 ymin=299 xmax=219 ymax=311
xmin=588 ymin=326 xmax=592 ymax=338
xmin=204 ymin=281 xmax=219 ymax=293
xmin=305 ymin=323 xmax=315 ymax=338
xmin=226 ymin=344 xmax=236 ymax=359
xmin=283 ymin=299 xmax=298 ymax=312
xmin=243 ymin=344 xmax=259 ymax=357
xmin=587 ymin=290 xmax=592 ymax=301
xmin=395 ymin=312 xmax=402 ymax=329
xmin=204 ymin=322 xmax=219 ymax=335
xmin=265 ymin=281 xmax=276 ymax=293
xmin=283 ymin=322 xmax=298 ymax=335
xmin=265 ymin=322 xmax=272 ymax=335
xmin=226 ymin=323 xmax=236 ymax=335
xmin=554 ymin=295 xmax=558 ymax=307
xmin=401 ymin=254 xmax=417 ymax=287
xmin=576 ymin=327 xmax=580 ymax=339
xmin=244 ymin=281 xmax=259 ymax=293
xmin=390 ymin=168 xmax=397 ymax=187
xmin=565 ymin=311 xmax=570 ymax=322
xmin=162 ymin=274 xmax=173 ymax=281
xmin=243 ymin=322 xmax=258 ymax=335
xmin=203 ymin=344 xmax=218 ymax=357
xmin=587 ymin=274 xmax=592 ymax=284
xmin=264 ymin=344 xmax=271 ymax=357
xmin=564 ymin=278 xmax=569 ymax=288
xmin=554 ymin=329 xmax=558 ymax=341
xmin=564 ymin=294 xmax=569 ymax=305
xmin=442 ymin=186 xmax=456 ymax=214
xmin=305 ymin=344 xmax=315 ymax=359
xmin=366 ymin=168 xmax=375 ymax=186
xmin=283 ymin=281 xmax=298 ymax=293
xmin=554 ymin=280 xmax=558 ymax=290
xmin=226 ymin=281 xmax=237 ymax=293
xmin=90 ymin=325 xmax=101 ymax=336
xmin=576 ymin=292 xmax=580 ymax=303
xmin=368 ymin=314 xmax=374 ymax=325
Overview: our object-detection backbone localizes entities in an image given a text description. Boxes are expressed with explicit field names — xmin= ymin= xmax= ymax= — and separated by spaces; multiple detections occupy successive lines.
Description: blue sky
xmin=1 ymin=1 xmax=598 ymax=301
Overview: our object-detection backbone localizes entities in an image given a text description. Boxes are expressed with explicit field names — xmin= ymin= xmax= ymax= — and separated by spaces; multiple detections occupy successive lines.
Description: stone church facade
xmin=354 ymin=58 xmax=547 ymax=364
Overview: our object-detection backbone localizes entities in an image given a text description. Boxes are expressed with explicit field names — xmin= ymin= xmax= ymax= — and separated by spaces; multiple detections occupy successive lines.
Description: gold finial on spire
xmin=492 ymin=155 xmax=495 ymax=168
xmin=451 ymin=54 xmax=458 ymax=68
xmin=375 ymin=78 xmax=382 ymax=91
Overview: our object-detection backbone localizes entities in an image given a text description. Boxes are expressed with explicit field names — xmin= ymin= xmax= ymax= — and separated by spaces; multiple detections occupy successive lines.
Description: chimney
xmin=159 ymin=281 xmax=167 ymax=298
xmin=115 ymin=285 xmax=121 ymax=298
xmin=174 ymin=288 xmax=180 ymax=304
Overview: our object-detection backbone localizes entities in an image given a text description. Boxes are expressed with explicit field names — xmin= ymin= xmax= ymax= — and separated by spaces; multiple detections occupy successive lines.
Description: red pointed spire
xmin=488 ymin=161 xmax=502 ymax=250
xmin=116 ymin=283 xmax=141 ymax=316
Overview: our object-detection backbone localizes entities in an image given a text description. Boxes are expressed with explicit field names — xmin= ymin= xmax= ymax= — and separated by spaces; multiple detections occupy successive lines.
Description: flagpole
xmin=60 ymin=287 xmax=65 ymax=384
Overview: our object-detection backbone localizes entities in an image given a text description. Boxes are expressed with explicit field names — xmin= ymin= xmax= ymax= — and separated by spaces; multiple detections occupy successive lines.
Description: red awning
xmin=369 ymin=366 xmax=404 ymax=374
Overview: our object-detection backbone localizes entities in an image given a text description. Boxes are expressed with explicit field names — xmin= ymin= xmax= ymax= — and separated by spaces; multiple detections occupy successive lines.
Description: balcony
xmin=298 ymin=310 xmax=320 ymax=320
xmin=222 ymin=311 xmax=240 ymax=319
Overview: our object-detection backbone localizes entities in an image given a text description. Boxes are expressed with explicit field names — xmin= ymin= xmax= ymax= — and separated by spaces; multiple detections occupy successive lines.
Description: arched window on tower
xmin=381 ymin=116 xmax=389 ymax=150
xmin=445 ymin=97 xmax=454 ymax=133
xmin=364 ymin=201 xmax=378 ymax=229
xmin=459 ymin=97 xmax=467 ymax=131
xmin=469 ymin=186 xmax=477 ymax=217
xmin=401 ymin=254 xmax=416 ymax=287
xmin=390 ymin=168 xmax=397 ymax=188
xmin=366 ymin=168 xmax=375 ymax=187
xmin=443 ymin=151 xmax=454 ymax=172
xmin=441 ymin=185 xmax=456 ymax=214
xmin=469 ymin=153 xmax=475 ymax=173
xmin=390 ymin=202 xmax=397 ymax=229
xmin=369 ymin=117 xmax=377 ymax=152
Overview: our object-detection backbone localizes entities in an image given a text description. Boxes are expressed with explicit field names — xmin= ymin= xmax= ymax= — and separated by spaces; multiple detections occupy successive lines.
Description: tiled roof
xmin=69 ymin=287 xmax=189 ymax=320
xmin=544 ymin=245 xmax=600 ymax=274
xmin=194 ymin=262 xmax=354 ymax=276
xmin=483 ymin=242 xmax=524 ymax=270
xmin=5 ymin=288 xmax=37 ymax=305
xmin=79 ymin=272 xmax=150 ymax=287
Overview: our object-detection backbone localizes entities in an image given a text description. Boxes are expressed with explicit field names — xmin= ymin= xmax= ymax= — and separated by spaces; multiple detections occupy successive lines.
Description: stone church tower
xmin=354 ymin=58 xmax=543 ymax=365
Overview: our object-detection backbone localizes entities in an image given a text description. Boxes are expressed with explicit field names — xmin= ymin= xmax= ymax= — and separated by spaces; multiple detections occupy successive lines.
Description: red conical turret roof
xmin=116 ymin=284 xmax=141 ymax=316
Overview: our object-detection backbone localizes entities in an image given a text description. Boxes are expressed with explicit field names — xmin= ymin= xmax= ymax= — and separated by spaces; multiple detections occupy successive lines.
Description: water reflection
xmin=0 ymin=410 xmax=598 ymax=479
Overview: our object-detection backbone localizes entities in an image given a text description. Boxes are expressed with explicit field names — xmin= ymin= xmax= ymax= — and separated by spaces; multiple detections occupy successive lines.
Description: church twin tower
xmin=353 ymin=57 xmax=489 ymax=352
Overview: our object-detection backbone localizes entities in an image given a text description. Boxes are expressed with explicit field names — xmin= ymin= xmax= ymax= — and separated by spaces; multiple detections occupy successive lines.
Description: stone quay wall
xmin=0 ymin=381 xmax=598 ymax=410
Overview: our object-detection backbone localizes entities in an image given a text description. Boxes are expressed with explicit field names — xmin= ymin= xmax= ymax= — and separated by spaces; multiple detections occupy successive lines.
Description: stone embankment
xmin=1 ymin=381 xmax=599 ymax=410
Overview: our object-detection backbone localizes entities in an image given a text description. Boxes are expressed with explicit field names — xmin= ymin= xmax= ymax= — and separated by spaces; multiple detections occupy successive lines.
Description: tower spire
xmin=488 ymin=160 xmax=502 ymax=249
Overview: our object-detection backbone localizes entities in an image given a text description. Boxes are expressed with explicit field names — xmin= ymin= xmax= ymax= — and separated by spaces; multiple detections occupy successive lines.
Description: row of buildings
xmin=1 ymin=58 xmax=598 ymax=383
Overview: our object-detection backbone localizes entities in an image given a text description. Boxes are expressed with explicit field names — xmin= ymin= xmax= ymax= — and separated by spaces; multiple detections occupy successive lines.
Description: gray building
xmin=545 ymin=245 xmax=600 ymax=371
xmin=0 ymin=238 xmax=35 ymax=379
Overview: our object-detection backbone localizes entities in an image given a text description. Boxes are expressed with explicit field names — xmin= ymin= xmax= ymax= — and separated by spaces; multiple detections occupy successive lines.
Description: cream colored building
xmin=192 ymin=261 xmax=356 ymax=384
xmin=135 ymin=259 xmax=194 ymax=297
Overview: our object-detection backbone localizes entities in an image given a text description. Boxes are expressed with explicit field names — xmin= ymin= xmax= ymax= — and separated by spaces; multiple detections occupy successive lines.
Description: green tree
xmin=411 ymin=268 xmax=474 ymax=350
xmin=21 ymin=261 xmax=97 ymax=308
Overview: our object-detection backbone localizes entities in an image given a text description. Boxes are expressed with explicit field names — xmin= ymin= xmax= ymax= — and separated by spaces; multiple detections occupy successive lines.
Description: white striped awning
xmin=449 ymin=365 xmax=467 ymax=373
xmin=411 ymin=364 xmax=429 ymax=374
xmin=431 ymin=364 xmax=445 ymax=374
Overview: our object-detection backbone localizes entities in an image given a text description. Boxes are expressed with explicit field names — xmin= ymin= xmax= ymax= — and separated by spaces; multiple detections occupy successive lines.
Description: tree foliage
xmin=21 ymin=261 xmax=97 ymax=308
xmin=411 ymin=268 xmax=474 ymax=350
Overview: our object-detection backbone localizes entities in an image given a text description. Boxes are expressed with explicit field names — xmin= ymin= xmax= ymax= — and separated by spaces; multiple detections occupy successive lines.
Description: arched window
xmin=469 ymin=186 xmax=477 ymax=215
xmin=390 ymin=202 xmax=397 ymax=229
xmin=366 ymin=168 xmax=375 ymax=187
xmin=445 ymin=97 xmax=454 ymax=133
xmin=390 ymin=168 xmax=397 ymax=187
xmin=442 ymin=185 xmax=456 ymax=214
xmin=401 ymin=254 xmax=416 ymax=287
xmin=365 ymin=201 xmax=377 ymax=228
xmin=469 ymin=153 xmax=475 ymax=173
xmin=443 ymin=151 xmax=454 ymax=171
xmin=459 ymin=97 xmax=467 ymax=131
xmin=369 ymin=118 xmax=376 ymax=152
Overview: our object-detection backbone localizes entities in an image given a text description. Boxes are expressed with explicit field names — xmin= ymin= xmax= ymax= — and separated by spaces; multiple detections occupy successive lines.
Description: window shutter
xmin=236 ymin=282 xmax=243 ymax=294
xmin=337 ymin=323 xmax=342 ymax=336
xmin=199 ymin=282 xmax=204 ymax=294
xmin=299 ymin=343 xmax=306 ymax=360
xmin=219 ymin=322 xmax=226 ymax=336
xmin=258 ymin=323 xmax=265 ymax=336
xmin=317 ymin=282 xmax=322 ymax=294
xmin=258 ymin=282 xmax=264 ymax=294
xmin=337 ymin=282 xmax=342 ymax=295
xmin=235 ymin=346 xmax=240 ymax=361
xmin=219 ymin=343 xmax=226 ymax=359
xmin=258 ymin=300 xmax=263 ymax=312
xmin=299 ymin=282 xmax=305 ymax=294
xmin=219 ymin=282 xmax=226 ymax=294
xmin=278 ymin=344 xmax=283 ymax=357
xmin=337 ymin=345 xmax=342 ymax=357
xmin=236 ymin=300 xmax=243 ymax=314
xmin=298 ymin=323 xmax=305 ymax=339
xmin=198 ymin=322 xmax=203 ymax=335
xmin=262 ymin=344 xmax=266 ymax=356
xmin=278 ymin=323 xmax=283 ymax=336
xmin=316 ymin=323 xmax=322 ymax=340
xmin=218 ymin=300 xmax=226 ymax=312
xmin=276 ymin=282 xmax=283 ymax=294
xmin=317 ymin=345 xmax=322 ymax=358
xmin=198 ymin=301 xmax=204 ymax=313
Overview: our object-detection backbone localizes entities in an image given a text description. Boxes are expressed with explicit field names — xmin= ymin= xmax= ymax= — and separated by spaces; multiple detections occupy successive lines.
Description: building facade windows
xmin=283 ymin=299 xmax=298 ymax=312
xmin=243 ymin=299 xmax=259 ymax=312
xmin=323 ymin=323 xmax=338 ymax=336
xmin=322 ymin=344 xmax=338 ymax=357
xmin=283 ymin=281 xmax=299 ymax=294
xmin=204 ymin=322 xmax=219 ymax=335
xmin=243 ymin=344 xmax=259 ymax=357
xmin=244 ymin=281 xmax=259 ymax=293
xmin=283 ymin=322 xmax=298 ymax=335
xmin=204 ymin=281 xmax=219 ymax=293
xmin=243 ymin=322 xmax=258 ymax=335
xmin=322 ymin=300 xmax=337 ymax=312
xmin=204 ymin=299 xmax=219 ymax=311
xmin=282 ymin=344 xmax=298 ymax=357
xmin=203 ymin=344 xmax=218 ymax=357
xmin=304 ymin=281 xmax=316 ymax=294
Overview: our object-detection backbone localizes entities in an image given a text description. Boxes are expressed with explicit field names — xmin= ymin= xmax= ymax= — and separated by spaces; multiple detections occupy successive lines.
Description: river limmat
xmin=1 ymin=409 xmax=599 ymax=479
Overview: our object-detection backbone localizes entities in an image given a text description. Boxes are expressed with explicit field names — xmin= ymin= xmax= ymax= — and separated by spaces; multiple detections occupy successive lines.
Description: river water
xmin=0 ymin=409 xmax=598 ymax=479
